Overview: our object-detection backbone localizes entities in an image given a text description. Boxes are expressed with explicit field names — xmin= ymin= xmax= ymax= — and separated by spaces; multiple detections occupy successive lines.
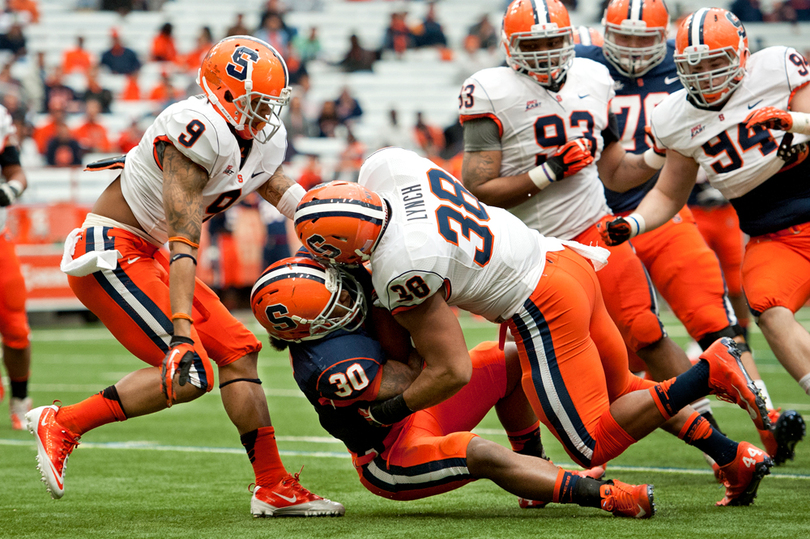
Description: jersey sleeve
xmin=162 ymin=107 xmax=223 ymax=175
xmin=458 ymin=73 xmax=504 ymax=137
xmin=316 ymin=356 xmax=383 ymax=404
xmin=784 ymin=47 xmax=810 ymax=94
xmin=379 ymin=269 xmax=446 ymax=315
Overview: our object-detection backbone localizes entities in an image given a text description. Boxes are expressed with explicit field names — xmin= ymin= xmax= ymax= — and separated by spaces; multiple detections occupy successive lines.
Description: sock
xmin=700 ymin=410 xmax=725 ymax=437
xmin=10 ymin=374 xmax=29 ymax=400
xmin=753 ymin=379 xmax=775 ymax=410
xmin=800 ymin=373 xmax=810 ymax=396
xmin=507 ymin=422 xmax=546 ymax=459
xmin=678 ymin=411 xmax=738 ymax=467
xmin=56 ymin=386 xmax=127 ymax=435
xmin=241 ymin=426 xmax=287 ymax=486
xmin=553 ymin=469 xmax=604 ymax=508
xmin=552 ymin=469 xmax=579 ymax=504
xmin=650 ymin=360 xmax=710 ymax=419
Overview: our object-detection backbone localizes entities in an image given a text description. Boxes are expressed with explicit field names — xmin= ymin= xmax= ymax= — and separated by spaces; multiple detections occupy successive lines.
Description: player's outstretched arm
xmin=392 ymin=291 xmax=472 ymax=412
xmin=462 ymin=149 xmax=536 ymax=208
xmin=257 ymin=164 xmax=306 ymax=219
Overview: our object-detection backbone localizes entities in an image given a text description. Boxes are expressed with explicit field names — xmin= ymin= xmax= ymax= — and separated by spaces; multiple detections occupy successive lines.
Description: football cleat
xmin=701 ymin=338 xmax=770 ymax=431
xmin=9 ymin=396 xmax=32 ymax=430
xmin=600 ymin=480 xmax=655 ymax=519
xmin=26 ymin=404 xmax=80 ymax=499
xmin=715 ymin=441 xmax=773 ymax=506
xmin=250 ymin=471 xmax=345 ymax=517
xmin=518 ymin=465 xmax=607 ymax=509
xmin=765 ymin=409 xmax=806 ymax=465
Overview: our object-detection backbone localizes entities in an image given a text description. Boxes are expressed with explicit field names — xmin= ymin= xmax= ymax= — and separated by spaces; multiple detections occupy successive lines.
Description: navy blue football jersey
xmin=576 ymin=40 xmax=681 ymax=213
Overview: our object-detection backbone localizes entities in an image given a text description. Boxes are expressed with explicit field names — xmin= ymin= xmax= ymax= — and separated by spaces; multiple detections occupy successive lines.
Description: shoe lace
xmin=281 ymin=465 xmax=312 ymax=495
xmin=600 ymin=482 xmax=634 ymax=513
xmin=768 ymin=407 xmax=782 ymax=424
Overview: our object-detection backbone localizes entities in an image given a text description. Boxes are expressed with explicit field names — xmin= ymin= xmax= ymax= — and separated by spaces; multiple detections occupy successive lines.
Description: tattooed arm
xmin=597 ymin=140 xmax=659 ymax=193
xmin=256 ymin=164 xmax=296 ymax=206
xmin=162 ymin=144 xmax=208 ymax=339
xmin=375 ymin=348 xmax=424 ymax=401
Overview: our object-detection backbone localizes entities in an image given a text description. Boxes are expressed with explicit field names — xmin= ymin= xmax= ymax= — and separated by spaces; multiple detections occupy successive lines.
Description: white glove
xmin=0 ymin=180 xmax=23 ymax=207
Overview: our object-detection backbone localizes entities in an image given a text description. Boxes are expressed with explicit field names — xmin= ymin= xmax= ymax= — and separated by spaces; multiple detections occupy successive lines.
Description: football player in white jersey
xmin=458 ymin=0 xmax=692 ymax=392
xmin=0 ymin=105 xmax=34 ymax=430
xmin=294 ymin=147 xmax=774 ymax=507
xmin=25 ymin=36 xmax=344 ymax=518
xmin=601 ymin=8 xmax=810 ymax=422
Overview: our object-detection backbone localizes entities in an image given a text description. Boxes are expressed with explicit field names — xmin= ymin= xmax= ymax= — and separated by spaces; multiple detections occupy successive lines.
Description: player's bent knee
xmin=465 ymin=437 xmax=504 ymax=479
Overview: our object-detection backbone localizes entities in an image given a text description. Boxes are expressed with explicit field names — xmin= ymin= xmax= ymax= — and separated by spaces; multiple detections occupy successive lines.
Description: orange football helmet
xmin=602 ymin=0 xmax=670 ymax=78
xmin=501 ymin=0 xmax=575 ymax=89
xmin=294 ymin=181 xmax=387 ymax=265
xmin=197 ymin=35 xmax=291 ymax=143
xmin=251 ymin=255 xmax=366 ymax=342
xmin=572 ymin=26 xmax=604 ymax=47
xmin=674 ymin=8 xmax=749 ymax=108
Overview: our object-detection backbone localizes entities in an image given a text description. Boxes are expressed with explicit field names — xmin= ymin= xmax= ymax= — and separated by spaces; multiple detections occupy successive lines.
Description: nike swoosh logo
xmin=636 ymin=505 xmax=646 ymax=518
xmin=664 ymin=76 xmax=679 ymax=85
xmin=252 ymin=171 xmax=264 ymax=178
xmin=273 ymin=492 xmax=297 ymax=503
xmin=127 ymin=257 xmax=140 ymax=264
xmin=49 ymin=460 xmax=64 ymax=490
xmin=578 ymin=93 xmax=589 ymax=99
xmin=748 ymin=100 xmax=763 ymax=109
xmin=41 ymin=413 xmax=49 ymax=428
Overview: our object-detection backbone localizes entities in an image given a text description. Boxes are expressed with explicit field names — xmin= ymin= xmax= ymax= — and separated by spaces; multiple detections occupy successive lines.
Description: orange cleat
xmin=600 ymin=479 xmax=655 ymax=518
xmin=26 ymin=404 xmax=80 ymax=499
xmin=250 ymin=470 xmax=345 ymax=517
xmin=715 ymin=442 xmax=773 ymax=506
xmin=701 ymin=338 xmax=770 ymax=431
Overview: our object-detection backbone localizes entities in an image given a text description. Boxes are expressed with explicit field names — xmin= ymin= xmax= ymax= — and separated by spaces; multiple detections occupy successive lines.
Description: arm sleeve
xmin=463 ymin=116 xmax=503 ymax=152
xmin=601 ymin=112 xmax=620 ymax=147
xmin=0 ymin=145 xmax=21 ymax=167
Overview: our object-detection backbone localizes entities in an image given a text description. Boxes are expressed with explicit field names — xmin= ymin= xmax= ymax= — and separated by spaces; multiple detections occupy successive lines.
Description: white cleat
xmin=10 ymin=396 xmax=32 ymax=430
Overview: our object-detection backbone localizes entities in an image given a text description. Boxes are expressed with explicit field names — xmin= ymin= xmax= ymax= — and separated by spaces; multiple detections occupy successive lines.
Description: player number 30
xmin=329 ymin=363 xmax=370 ymax=397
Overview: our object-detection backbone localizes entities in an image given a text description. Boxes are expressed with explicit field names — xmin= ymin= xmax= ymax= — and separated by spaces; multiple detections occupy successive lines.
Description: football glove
xmin=596 ymin=215 xmax=642 ymax=246
xmin=546 ymin=138 xmax=594 ymax=180
xmin=0 ymin=180 xmax=22 ymax=207
xmin=160 ymin=335 xmax=197 ymax=407
xmin=745 ymin=106 xmax=793 ymax=132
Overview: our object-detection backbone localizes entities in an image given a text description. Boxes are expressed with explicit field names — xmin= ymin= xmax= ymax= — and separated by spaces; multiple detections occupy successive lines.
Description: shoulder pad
xmin=163 ymin=106 xmax=232 ymax=175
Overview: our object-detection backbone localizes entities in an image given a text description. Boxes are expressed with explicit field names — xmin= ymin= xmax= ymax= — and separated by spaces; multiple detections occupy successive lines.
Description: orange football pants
xmin=0 ymin=230 xmax=30 ymax=349
xmin=354 ymin=341 xmax=508 ymax=500
xmin=742 ymin=221 xmax=810 ymax=316
xmin=690 ymin=204 xmax=745 ymax=298
xmin=508 ymin=248 xmax=652 ymax=468
xmin=67 ymin=227 xmax=261 ymax=390
xmin=575 ymin=218 xmax=664 ymax=352
xmin=628 ymin=207 xmax=738 ymax=342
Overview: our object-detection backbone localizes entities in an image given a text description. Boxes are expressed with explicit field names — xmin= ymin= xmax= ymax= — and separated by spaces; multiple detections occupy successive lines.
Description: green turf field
xmin=1 ymin=310 xmax=809 ymax=538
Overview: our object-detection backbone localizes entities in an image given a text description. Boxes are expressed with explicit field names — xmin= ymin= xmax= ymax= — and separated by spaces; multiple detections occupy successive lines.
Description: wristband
xmin=171 ymin=312 xmax=194 ymax=323
xmin=277 ymin=183 xmax=306 ymax=219
xmin=170 ymin=253 xmax=197 ymax=265
xmin=369 ymin=394 xmax=414 ymax=425
xmin=7 ymin=179 xmax=23 ymax=197
xmin=788 ymin=111 xmax=810 ymax=135
xmin=642 ymin=148 xmax=666 ymax=170
xmin=168 ymin=236 xmax=200 ymax=249
xmin=528 ymin=164 xmax=556 ymax=190
xmin=625 ymin=212 xmax=646 ymax=237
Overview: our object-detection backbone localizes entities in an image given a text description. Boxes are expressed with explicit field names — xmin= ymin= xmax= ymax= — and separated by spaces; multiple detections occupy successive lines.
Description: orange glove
xmin=547 ymin=138 xmax=594 ymax=180
xmin=160 ymin=336 xmax=199 ymax=407
xmin=745 ymin=106 xmax=793 ymax=131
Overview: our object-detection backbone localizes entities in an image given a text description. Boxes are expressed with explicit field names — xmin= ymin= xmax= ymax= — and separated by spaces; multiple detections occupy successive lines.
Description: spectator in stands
xmin=182 ymin=26 xmax=214 ymax=73
xmin=285 ymin=42 xmax=308 ymax=85
xmin=297 ymin=154 xmax=322 ymax=191
xmin=413 ymin=111 xmax=444 ymax=157
xmin=117 ymin=118 xmax=143 ymax=153
xmin=379 ymin=108 xmax=413 ymax=150
xmin=730 ymin=0 xmax=764 ymax=21
xmin=100 ymin=29 xmax=142 ymax=75
xmin=467 ymin=14 xmax=498 ymax=51
xmin=338 ymin=34 xmax=377 ymax=72
xmin=73 ymin=98 xmax=111 ymax=154
xmin=81 ymin=65 xmax=113 ymax=113
xmin=151 ymin=22 xmax=178 ymax=63
xmin=119 ymin=71 xmax=141 ymax=101
xmin=226 ymin=13 xmax=250 ymax=37
xmin=334 ymin=86 xmax=362 ymax=125
xmin=9 ymin=0 xmax=39 ymax=23
xmin=16 ymin=119 xmax=42 ymax=167
xmin=33 ymin=108 xmax=64 ymax=154
xmin=773 ymin=1 xmax=798 ymax=22
xmin=255 ymin=13 xmax=290 ymax=57
xmin=62 ymin=36 xmax=95 ymax=74
xmin=259 ymin=201 xmax=292 ymax=270
xmin=316 ymin=99 xmax=340 ymax=138
xmin=0 ymin=63 xmax=23 ymax=101
xmin=413 ymin=3 xmax=447 ymax=48
xmin=46 ymin=121 xmax=83 ymax=167
xmin=791 ymin=0 xmax=810 ymax=20
xmin=282 ymin=94 xmax=316 ymax=139
xmin=148 ymin=70 xmax=183 ymax=104
xmin=293 ymin=27 xmax=321 ymax=64
xmin=42 ymin=66 xmax=79 ymax=114
xmin=0 ymin=22 xmax=26 ymax=58
xmin=2 ymin=92 xmax=26 ymax=124
xmin=335 ymin=127 xmax=365 ymax=182
xmin=383 ymin=12 xmax=414 ymax=55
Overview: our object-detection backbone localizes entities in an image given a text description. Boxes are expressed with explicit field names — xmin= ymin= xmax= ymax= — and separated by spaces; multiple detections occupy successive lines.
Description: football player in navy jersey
xmin=578 ymin=0 xmax=802 ymax=465
xmin=250 ymin=254 xmax=655 ymax=518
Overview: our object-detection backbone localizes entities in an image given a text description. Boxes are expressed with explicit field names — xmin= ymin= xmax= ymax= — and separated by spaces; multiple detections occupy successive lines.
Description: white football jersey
xmin=120 ymin=95 xmax=287 ymax=244
xmin=459 ymin=59 xmax=613 ymax=240
xmin=650 ymin=47 xmax=810 ymax=200
xmin=359 ymin=147 xmax=563 ymax=322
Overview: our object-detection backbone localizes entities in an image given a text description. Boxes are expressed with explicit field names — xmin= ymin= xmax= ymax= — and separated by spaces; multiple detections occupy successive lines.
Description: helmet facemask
xmin=296 ymin=266 xmax=366 ymax=340
xmin=603 ymin=21 xmax=667 ymax=78
xmin=675 ymin=45 xmax=744 ymax=108
xmin=505 ymin=25 xmax=575 ymax=88
xmin=233 ymin=87 xmax=291 ymax=143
